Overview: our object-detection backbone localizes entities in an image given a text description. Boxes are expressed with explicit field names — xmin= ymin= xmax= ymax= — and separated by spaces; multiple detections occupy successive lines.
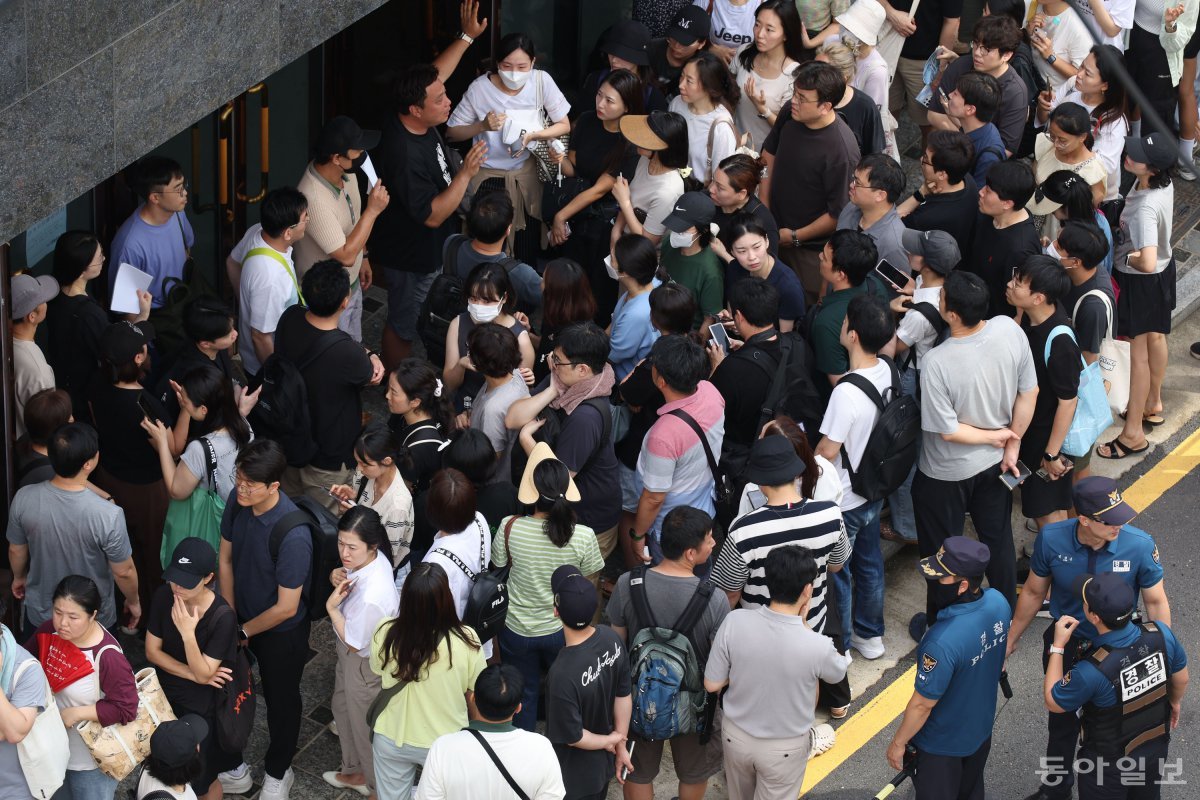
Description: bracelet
xmin=1049 ymin=645 xmax=1066 ymax=655
xmin=792 ymin=233 xmax=801 ymax=249
xmin=629 ymin=530 xmax=646 ymax=541
xmin=459 ymin=32 xmax=474 ymax=44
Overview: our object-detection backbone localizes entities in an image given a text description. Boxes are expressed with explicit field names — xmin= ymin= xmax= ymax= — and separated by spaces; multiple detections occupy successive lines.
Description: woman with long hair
xmin=1030 ymin=169 xmax=1115 ymax=276
xmin=493 ymin=445 xmax=604 ymax=731
xmin=832 ymin=0 xmax=899 ymax=161
xmin=669 ymin=51 xmax=741 ymax=183
xmin=607 ymin=234 xmax=665 ymax=380
xmin=708 ymin=152 xmax=779 ymax=261
xmin=323 ymin=506 xmax=398 ymax=796
xmin=532 ymin=259 xmax=598 ymax=380
xmin=611 ymin=110 xmax=691 ymax=247
xmin=369 ymin=562 xmax=484 ymax=800
xmin=729 ymin=0 xmax=805 ymax=148
xmin=1030 ymin=102 xmax=1109 ymax=237
xmin=387 ymin=359 xmax=456 ymax=496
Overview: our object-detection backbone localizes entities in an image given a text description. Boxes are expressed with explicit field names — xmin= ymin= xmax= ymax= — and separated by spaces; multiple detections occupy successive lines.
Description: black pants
xmin=1126 ymin=24 xmax=1179 ymax=136
xmin=914 ymin=737 xmax=992 ymax=800
xmin=818 ymin=580 xmax=853 ymax=709
xmin=1038 ymin=624 xmax=1090 ymax=798
xmin=1077 ymin=740 xmax=1170 ymax=800
xmin=248 ymin=616 xmax=311 ymax=779
xmin=912 ymin=464 xmax=1017 ymax=622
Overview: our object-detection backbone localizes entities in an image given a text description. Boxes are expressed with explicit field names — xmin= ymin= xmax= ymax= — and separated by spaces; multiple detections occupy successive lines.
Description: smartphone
xmin=937 ymin=86 xmax=949 ymax=110
xmin=708 ymin=322 xmax=731 ymax=355
xmin=1036 ymin=455 xmax=1075 ymax=481
xmin=621 ymin=740 xmax=636 ymax=781
xmin=999 ymin=461 xmax=1032 ymax=490
xmin=136 ymin=392 xmax=155 ymax=420
xmin=874 ymin=259 xmax=911 ymax=292
xmin=329 ymin=487 xmax=356 ymax=507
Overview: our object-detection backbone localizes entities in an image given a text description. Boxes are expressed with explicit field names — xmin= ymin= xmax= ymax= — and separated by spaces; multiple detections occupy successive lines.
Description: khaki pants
xmin=722 ymin=718 xmax=811 ymax=800
xmin=594 ymin=524 xmax=618 ymax=560
xmin=283 ymin=463 xmax=355 ymax=514
xmin=889 ymin=56 xmax=931 ymax=127
xmin=777 ymin=246 xmax=824 ymax=307
xmin=332 ymin=644 xmax=381 ymax=788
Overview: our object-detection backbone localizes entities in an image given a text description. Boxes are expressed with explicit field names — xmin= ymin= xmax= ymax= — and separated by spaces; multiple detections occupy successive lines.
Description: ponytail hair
xmin=531 ymin=458 xmax=577 ymax=548
xmin=338 ymin=505 xmax=394 ymax=569
xmin=716 ymin=152 xmax=766 ymax=197
xmin=392 ymin=358 xmax=456 ymax=435
xmin=1049 ymin=102 xmax=1096 ymax=151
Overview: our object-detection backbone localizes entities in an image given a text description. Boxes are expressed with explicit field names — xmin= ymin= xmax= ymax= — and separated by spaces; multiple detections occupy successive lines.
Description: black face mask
xmin=348 ymin=152 xmax=367 ymax=171
xmin=930 ymin=581 xmax=966 ymax=612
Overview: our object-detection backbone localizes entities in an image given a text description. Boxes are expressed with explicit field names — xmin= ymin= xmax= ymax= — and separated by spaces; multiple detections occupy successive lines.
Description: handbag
xmin=13 ymin=658 xmax=70 ymax=799
xmin=75 ymin=664 xmax=177 ymax=780
xmin=529 ymin=71 xmax=571 ymax=184
xmin=366 ymin=633 xmax=446 ymax=742
xmin=160 ymin=436 xmax=225 ymax=568
xmin=213 ymin=606 xmax=256 ymax=752
xmin=434 ymin=518 xmax=512 ymax=643
xmin=1044 ymin=326 xmax=1114 ymax=458
xmin=1071 ymin=289 xmax=1130 ymax=416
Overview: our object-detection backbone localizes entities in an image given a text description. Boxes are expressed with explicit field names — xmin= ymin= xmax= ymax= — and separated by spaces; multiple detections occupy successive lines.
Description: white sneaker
xmin=1178 ymin=162 xmax=1197 ymax=181
xmin=328 ymin=720 xmax=339 ymax=737
xmin=849 ymin=634 xmax=886 ymax=660
xmin=219 ymin=763 xmax=253 ymax=795
xmin=260 ymin=768 xmax=294 ymax=800
xmin=808 ymin=723 xmax=836 ymax=759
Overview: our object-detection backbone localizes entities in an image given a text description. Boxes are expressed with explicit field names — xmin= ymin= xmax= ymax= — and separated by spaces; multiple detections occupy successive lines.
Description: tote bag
xmin=13 ymin=658 xmax=69 ymax=799
xmin=75 ymin=664 xmax=176 ymax=780
xmin=1071 ymin=289 xmax=1130 ymax=416
xmin=160 ymin=437 xmax=225 ymax=567
xmin=1045 ymin=326 xmax=1114 ymax=457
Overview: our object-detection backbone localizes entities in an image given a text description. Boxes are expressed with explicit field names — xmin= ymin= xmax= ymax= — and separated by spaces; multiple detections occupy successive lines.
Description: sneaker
xmin=1191 ymin=342 xmax=1200 ymax=361
xmin=260 ymin=769 xmax=294 ymax=800
xmin=322 ymin=772 xmax=370 ymax=796
xmin=219 ymin=764 xmax=253 ymax=795
xmin=328 ymin=720 xmax=339 ymax=737
xmin=808 ymin=723 xmax=836 ymax=759
xmin=1036 ymin=600 xmax=1052 ymax=619
xmin=1178 ymin=161 xmax=1197 ymax=181
xmin=849 ymin=634 xmax=885 ymax=660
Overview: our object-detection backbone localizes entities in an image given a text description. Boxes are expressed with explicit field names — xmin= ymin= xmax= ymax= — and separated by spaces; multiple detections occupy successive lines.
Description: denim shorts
xmin=385 ymin=269 xmax=437 ymax=340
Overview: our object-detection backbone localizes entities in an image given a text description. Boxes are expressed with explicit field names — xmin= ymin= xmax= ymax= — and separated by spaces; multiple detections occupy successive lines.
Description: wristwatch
xmin=1045 ymin=54 xmax=1057 ymax=65
xmin=1044 ymin=451 xmax=1059 ymax=463
xmin=459 ymin=32 xmax=475 ymax=44
xmin=1049 ymin=645 xmax=1066 ymax=655
xmin=791 ymin=232 xmax=801 ymax=249
xmin=238 ymin=626 xmax=249 ymax=642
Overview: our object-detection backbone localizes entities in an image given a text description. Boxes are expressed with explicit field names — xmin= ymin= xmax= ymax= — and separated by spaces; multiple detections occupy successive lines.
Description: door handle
xmin=235 ymin=83 xmax=270 ymax=204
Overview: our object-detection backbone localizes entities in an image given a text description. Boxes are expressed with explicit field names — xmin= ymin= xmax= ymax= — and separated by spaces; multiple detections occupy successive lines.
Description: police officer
xmin=1045 ymin=573 xmax=1189 ymax=798
xmin=887 ymin=537 xmax=1010 ymax=799
xmin=1008 ymin=477 xmax=1172 ymax=800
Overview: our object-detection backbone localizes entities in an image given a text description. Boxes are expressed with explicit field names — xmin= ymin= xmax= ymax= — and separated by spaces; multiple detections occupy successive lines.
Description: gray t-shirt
xmin=470 ymin=374 xmax=530 ymax=486
xmin=6 ymin=483 xmax=132 ymax=627
xmin=704 ymin=605 xmax=848 ymax=738
xmin=607 ymin=569 xmax=730 ymax=665
xmin=918 ymin=316 xmax=1038 ymax=481
xmin=837 ymin=204 xmax=910 ymax=278
xmin=1116 ymin=184 xmax=1173 ymax=275
xmin=179 ymin=428 xmax=245 ymax=500
xmin=0 ymin=648 xmax=46 ymax=800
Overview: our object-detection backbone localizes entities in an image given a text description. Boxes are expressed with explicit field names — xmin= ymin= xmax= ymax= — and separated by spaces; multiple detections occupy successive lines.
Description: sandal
xmin=1096 ymin=437 xmax=1149 ymax=460
xmin=1119 ymin=411 xmax=1166 ymax=428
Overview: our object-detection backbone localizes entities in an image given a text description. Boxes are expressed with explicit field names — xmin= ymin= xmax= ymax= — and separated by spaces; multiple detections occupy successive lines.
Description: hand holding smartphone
xmin=136 ymin=392 xmax=156 ymax=421
xmin=874 ymin=259 xmax=913 ymax=293
xmin=998 ymin=461 xmax=1032 ymax=490
xmin=708 ymin=322 xmax=731 ymax=355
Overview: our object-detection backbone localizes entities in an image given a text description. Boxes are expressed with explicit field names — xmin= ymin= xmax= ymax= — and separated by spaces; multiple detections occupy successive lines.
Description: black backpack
xmin=266 ymin=495 xmax=342 ymax=620
xmin=417 ymin=234 xmax=520 ymax=365
xmin=901 ymin=301 xmax=950 ymax=371
xmin=837 ymin=356 xmax=921 ymax=501
xmin=213 ymin=604 xmax=256 ymax=752
xmin=434 ymin=516 xmax=510 ymax=643
xmin=247 ymin=334 xmax=341 ymax=468
xmin=737 ymin=331 xmax=826 ymax=438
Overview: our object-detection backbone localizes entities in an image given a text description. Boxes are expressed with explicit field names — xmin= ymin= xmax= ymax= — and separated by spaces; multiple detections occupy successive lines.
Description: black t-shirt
xmin=893 ymin=0 xmax=965 ymax=60
xmin=368 ymin=115 xmax=458 ymax=272
xmin=45 ymin=293 xmax=109 ymax=418
xmin=965 ymin=214 xmax=1040 ymax=318
xmin=570 ymin=111 xmax=640 ymax=186
xmin=1063 ymin=271 xmax=1115 ymax=355
xmin=904 ymin=174 xmax=977 ymax=266
xmin=837 ymin=89 xmax=886 ymax=157
xmin=147 ymin=584 xmax=238 ymax=715
xmin=647 ymin=39 xmax=684 ymax=100
xmin=155 ymin=346 xmax=236 ymax=433
xmin=546 ymin=626 xmax=631 ymax=798
xmin=1021 ymin=309 xmax=1082 ymax=434
xmin=389 ymin=420 xmax=446 ymax=496
xmin=714 ymin=195 xmax=780 ymax=259
xmin=711 ymin=335 xmax=780 ymax=450
xmin=15 ymin=447 xmax=54 ymax=489
xmin=546 ymin=388 xmax=621 ymax=532
xmin=87 ymin=382 xmax=169 ymax=483
xmin=614 ymin=359 xmax=664 ymax=469
xmin=762 ymin=107 xmax=860 ymax=229
xmin=932 ymin=60 xmax=1029 ymax=155
xmin=273 ymin=305 xmax=373 ymax=470
xmin=579 ymin=72 xmax=669 ymax=121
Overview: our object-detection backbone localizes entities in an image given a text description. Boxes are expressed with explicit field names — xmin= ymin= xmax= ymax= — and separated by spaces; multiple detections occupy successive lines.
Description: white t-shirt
xmin=629 ymin=156 xmax=686 ymax=236
xmin=700 ymin=0 xmax=764 ymax=50
xmin=415 ymin=726 xmax=565 ymax=800
xmin=819 ymin=360 xmax=893 ymax=511
xmin=337 ymin=549 xmax=400 ymax=652
xmin=896 ymin=279 xmax=944 ymax=364
xmin=13 ymin=338 xmax=54 ymax=439
xmin=1074 ymin=0 xmax=1135 ymax=49
xmin=447 ymin=71 xmax=571 ymax=172
xmin=668 ymin=95 xmax=738 ymax=184
xmin=1033 ymin=8 xmax=1094 ymax=90
xmin=424 ymin=512 xmax=493 ymax=657
xmin=234 ymin=224 xmax=299 ymax=376
xmin=137 ymin=770 xmax=197 ymax=800
xmin=729 ymin=45 xmax=800 ymax=150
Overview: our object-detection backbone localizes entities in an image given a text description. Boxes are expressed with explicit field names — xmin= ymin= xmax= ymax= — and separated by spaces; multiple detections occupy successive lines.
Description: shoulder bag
xmin=1044 ymin=325 xmax=1113 ymax=458
xmin=160 ymin=436 xmax=226 ymax=568
xmin=13 ymin=658 xmax=69 ymax=799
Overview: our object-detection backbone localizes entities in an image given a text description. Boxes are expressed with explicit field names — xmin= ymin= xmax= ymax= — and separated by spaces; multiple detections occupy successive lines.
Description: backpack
xmin=146 ymin=215 xmax=219 ymax=370
xmin=247 ymin=333 xmax=341 ymax=468
xmin=125 ymin=765 xmax=175 ymax=800
xmin=532 ymin=397 xmax=613 ymax=476
xmin=212 ymin=605 xmax=257 ymax=752
xmin=417 ymin=234 xmax=520 ymax=365
xmin=837 ymin=356 xmax=921 ymax=501
xmin=901 ymin=301 xmax=950 ymax=372
xmin=262 ymin=495 xmax=341 ymax=620
xmin=433 ymin=516 xmax=511 ymax=643
xmin=628 ymin=567 xmax=714 ymax=741
xmin=736 ymin=330 xmax=825 ymax=438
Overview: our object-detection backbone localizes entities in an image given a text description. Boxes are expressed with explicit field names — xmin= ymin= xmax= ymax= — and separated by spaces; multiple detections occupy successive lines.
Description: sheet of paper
xmin=110 ymin=262 xmax=153 ymax=314
xmin=361 ymin=154 xmax=379 ymax=191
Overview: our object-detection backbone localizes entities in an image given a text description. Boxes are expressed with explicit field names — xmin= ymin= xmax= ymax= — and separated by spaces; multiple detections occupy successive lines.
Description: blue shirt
xmin=1052 ymin=621 xmax=1187 ymax=711
xmin=967 ymin=124 xmax=1006 ymax=187
xmin=725 ymin=259 xmax=807 ymax=327
xmin=912 ymin=589 xmax=1010 ymax=756
xmin=1031 ymin=519 xmax=1164 ymax=641
xmin=108 ymin=207 xmax=195 ymax=308
xmin=609 ymin=279 xmax=662 ymax=381
xmin=220 ymin=491 xmax=313 ymax=631
xmin=1094 ymin=209 xmax=1114 ymax=277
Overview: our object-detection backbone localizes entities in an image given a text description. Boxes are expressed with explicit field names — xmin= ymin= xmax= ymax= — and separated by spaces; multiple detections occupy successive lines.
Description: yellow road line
xmin=799 ymin=423 xmax=1200 ymax=797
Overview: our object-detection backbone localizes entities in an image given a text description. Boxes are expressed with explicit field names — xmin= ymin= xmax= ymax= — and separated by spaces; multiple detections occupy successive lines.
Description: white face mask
xmin=604 ymin=255 xmax=621 ymax=280
xmin=468 ymin=302 xmax=502 ymax=324
xmin=499 ymin=69 xmax=531 ymax=90
xmin=669 ymin=231 xmax=697 ymax=249
xmin=1044 ymin=240 xmax=1063 ymax=259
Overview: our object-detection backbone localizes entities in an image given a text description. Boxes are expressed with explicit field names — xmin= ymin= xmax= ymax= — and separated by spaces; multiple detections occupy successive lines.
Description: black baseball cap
xmin=150 ymin=714 xmax=209 ymax=768
xmin=918 ymin=537 xmax=990 ymax=580
xmin=603 ymin=20 xmax=652 ymax=66
xmin=662 ymin=191 xmax=717 ymax=233
xmin=552 ymin=565 xmax=597 ymax=629
xmin=743 ymin=435 xmax=806 ymax=486
xmin=667 ymin=6 xmax=711 ymax=46
xmin=1073 ymin=477 xmax=1137 ymax=526
xmin=162 ymin=537 xmax=217 ymax=589
xmin=1124 ymin=132 xmax=1177 ymax=172
xmin=902 ymin=229 xmax=960 ymax=275
xmin=1072 ymin=572 xmax=1136 ymax=624
xmin=315 ymin=115 xmax=380 ymax=158
xmin=100 ymin=320 xmax=153 ymax=365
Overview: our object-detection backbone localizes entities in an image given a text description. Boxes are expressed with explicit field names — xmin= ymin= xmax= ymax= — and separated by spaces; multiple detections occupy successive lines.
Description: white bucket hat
xmin=836 ymin=0 xmax=886 ymax=47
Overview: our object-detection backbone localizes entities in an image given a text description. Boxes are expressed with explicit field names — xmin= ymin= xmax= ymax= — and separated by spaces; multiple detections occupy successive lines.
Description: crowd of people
xmin=3 ymin=0 xmax=1197 ymax=799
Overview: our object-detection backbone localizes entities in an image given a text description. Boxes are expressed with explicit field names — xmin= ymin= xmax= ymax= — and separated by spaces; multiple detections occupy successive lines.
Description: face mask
xmin=930 ymin=581 xmax=965 ymax=613
xmin=499 ymin=69 xmax=531 ymax=90
xmin=349 ymin=152 xmax=367 ymax=171
xmin=468 ymin=302 xmax=502 ymax=324
xmin=604 ymin=255 xmax=620 ymax=280
xmin=669 ymin=231 xmax=697 ymax=249
xmin=1043 ymin=239 xmax=1063 ymax=259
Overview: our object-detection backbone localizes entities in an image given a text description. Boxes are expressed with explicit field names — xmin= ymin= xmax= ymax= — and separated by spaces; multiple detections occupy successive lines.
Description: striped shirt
xmin=492 ymin=515 xmax=604 ymax=636
xmin=711 ymin=499 xmax=850 ymax=633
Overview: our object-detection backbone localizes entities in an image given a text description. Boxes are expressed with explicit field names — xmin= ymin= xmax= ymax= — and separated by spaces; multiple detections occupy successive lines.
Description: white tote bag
xmin=876 ymin=0 xmax=922 ymax=85
xmin=13 ymin=658 xmax=70 ymax=800
xmin=1072 ymin=289 xmax=1130 ymax=416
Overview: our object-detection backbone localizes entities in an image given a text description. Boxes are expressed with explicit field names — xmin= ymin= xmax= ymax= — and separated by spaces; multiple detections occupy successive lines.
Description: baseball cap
xmin=1124 ymin=132 xmax=1178 ymax=172
xmin=902 ymin=229 xmax=960 ymax=275
xmin=552 ymin=565 xmax=597 ymax=629
xmin=517 ymin=442 xmax=581 ymax=505
xmin=619 ymin=114 xmax=669 ymax=151
xmin=743 ymin=435 xmax=806 ymax=486
xmin=918 ymin=536 xmax=991 ymax=580
xmin=150 ymin=714 xmax=209 ymax=768
xmin=99 ymin=320 xmax=153 ymax=365
xmin=1027 ymin=171 xmax=1087 ymax=216
xmin=603 ymin=20 xmax=652 ymax=66
xmin=162 ymin=537 xmax=217 ymax=589
xmin=662 ymin=191 xmax=717 ymax=233
xmin=667 ymin=6 xmax=711 ymax=46
xmin=11 ymin=274 xmax=60 ymax=320
xmin=1073 ymin=476 xmax=1137 ymax=526
xmin=315 ymin=115 xmax=381 ymax=158
xmin=1072 ymin=572 xmax=1136 ymax=624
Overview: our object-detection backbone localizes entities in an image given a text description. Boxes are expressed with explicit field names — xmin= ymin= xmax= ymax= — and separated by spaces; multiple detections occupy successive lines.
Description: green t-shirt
xmin=493 ymin=515 xmax=604 ymax=636
xmin=659 ymin=243 xmax=725 ymax=328
xmin=811 ymin=283 xmax=869 ymax=380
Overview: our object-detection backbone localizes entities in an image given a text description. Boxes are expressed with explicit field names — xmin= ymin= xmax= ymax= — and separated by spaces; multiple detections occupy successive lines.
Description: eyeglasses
xmin=155 ymin=181 xmax=189 ymax=195
xmin=234 ymin=478 xmax=267 ymax=495
xmin=549 ymin=354 xmax=580 ymax=369
xmin=850 ymin=176 xmax=877 ymax=190
xmin=970 ymin=41 xmax=998 ymax=56
xmin=792 ymin=93 xmax=822 ymax=105
xmin=920 ymin=154 xmax=934 ymax=167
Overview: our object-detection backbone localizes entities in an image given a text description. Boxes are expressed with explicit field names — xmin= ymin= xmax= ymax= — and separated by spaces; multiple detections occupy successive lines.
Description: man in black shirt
xmin=274 ymin=261 xmax=384 ymax=512
xmin=966 ymin=160 xmax=1040 ymax=317
xmin=899 ymin=130 xmax=978 ymax=259
xmin=883 ymin=0 xmax=964 ymax=144
xmin=646 ymin=6 xmax=710 ymax=100
xmin=155 ymin=297 xmax=239 ymax=429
